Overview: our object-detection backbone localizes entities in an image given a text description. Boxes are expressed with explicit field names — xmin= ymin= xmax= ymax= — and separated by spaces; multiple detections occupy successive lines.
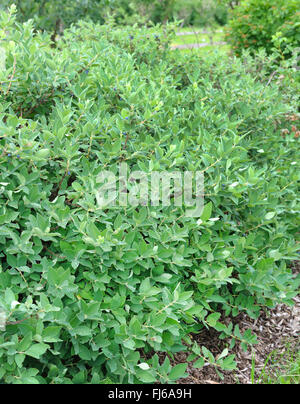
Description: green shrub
xmin=237 ymin=47 xmax=300 ymax=112
xmin=0 ymin=0 xmax=229 ymax=30
xmin=0 ymin=7 xmax=299 ymax=384
xmin=0 ymin=0 xmax=111 ymax=31
xmin=214 ymin=3 xmax=228 ymax=26
xmin=227 ymin=0 xmax=299 ymax=56
xmin=272 ymin=12 xmax=300 ymax=59
xmin=160 ymin=0 xmax=229 ymax=27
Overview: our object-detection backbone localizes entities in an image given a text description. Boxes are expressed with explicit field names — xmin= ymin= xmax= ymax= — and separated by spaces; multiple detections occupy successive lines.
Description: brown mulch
xmin=173 ymin=262 xmax=300 ymax=384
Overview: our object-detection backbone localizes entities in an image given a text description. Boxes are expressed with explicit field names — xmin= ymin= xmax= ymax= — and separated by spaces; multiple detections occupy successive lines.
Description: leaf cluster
xmin=0 ymin=7 xmax=299 ymax=384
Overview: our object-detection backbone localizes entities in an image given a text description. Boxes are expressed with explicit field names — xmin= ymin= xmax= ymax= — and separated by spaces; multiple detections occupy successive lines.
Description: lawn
xmin=172 ymin=44 xmax=231 ymax=56
xmin=171 ymin=27 xmax=229 ymax=55
xmin=173 ymin=28 xmax=225 ymax=45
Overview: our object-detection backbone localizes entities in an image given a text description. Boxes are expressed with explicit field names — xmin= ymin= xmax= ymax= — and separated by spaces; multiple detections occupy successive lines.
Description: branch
xmin=5 ymin=57 xmax=16 ymax=96
xmin=266 ymin=70 xmax=277 ymax=86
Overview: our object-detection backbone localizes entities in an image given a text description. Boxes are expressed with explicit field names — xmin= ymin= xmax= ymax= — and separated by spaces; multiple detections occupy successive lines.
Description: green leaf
xmin=137 ymin=362 xmax=150 ymax=370
xmin=200 ymin=202 xmax=212 ymax=222
xmin=136 ymin=369 xmax=156 ymax=383
xmin=265 ymin=212 xmax=275 ymax=220
xmin=25 ymin=344 xmax=49 ymax=359
xmin=35 ymin=149 xmax=50 ymax=160
xmin=206 ymin=312 xmax=221 ymax=327
xmin=193 ymin=358 xmax=205 ymax=369
xmin=78 ymin=345 xmax=92 ymax=361
xmin=168 ymin=363 xmax=188 ymax=380
xmin=42 ymin=326 xmax=62 ymax=343
xmin=15 ymin=354 xmax=26 ymax=368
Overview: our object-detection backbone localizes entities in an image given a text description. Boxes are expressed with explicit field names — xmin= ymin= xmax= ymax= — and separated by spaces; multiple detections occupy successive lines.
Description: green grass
xmin=174 ymin=26 xmax=224 ymax=34
xmin=251 ymin=344 xmax=300 ymax=384
xmin=172 ymin=31 xmax=225 ymax=46
xmin=172 ymin=44 xmax=231 ymax=57
xmin=171 ymin=27 xmax=228 ymax=56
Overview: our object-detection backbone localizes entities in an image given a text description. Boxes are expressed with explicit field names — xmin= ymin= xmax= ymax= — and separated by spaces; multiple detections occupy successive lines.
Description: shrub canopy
xmin=0 ymin=7 xmax=299 ymax=384
xmin=227 ymin=0 xmax=299 ymax=56
xmin=0 ymin=0 xmax=229 ymax=30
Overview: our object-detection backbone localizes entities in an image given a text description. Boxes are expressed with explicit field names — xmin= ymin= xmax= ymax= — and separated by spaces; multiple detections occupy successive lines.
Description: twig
xmin=43 ymin=245 xmax=66 ymax=260
xmin=123 ymin=132 xmax=130 ymax=149
xmin=6 ymin=56 xmax=16 ymax=95
xmin=25 ymin=88 xmax=55 ymax=116
xmin=266 ymin=70 xmax=277 ymax=87
xmin=78 ymin=54 xmax=100 ymax=74
xmin=16 ymin=268 xmax=28 ymax=286
xmin=52 ymin=160 xmax=70 ymax=199
xmin=6 ymin=316 xmax=32 ymax=326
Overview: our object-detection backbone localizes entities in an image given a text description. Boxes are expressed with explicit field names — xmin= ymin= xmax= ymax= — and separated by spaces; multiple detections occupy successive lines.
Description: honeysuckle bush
xmin=0 ymin=8 xmax=299 ymax=384
xmin=226 ymin=0 xmax=299 ymax=57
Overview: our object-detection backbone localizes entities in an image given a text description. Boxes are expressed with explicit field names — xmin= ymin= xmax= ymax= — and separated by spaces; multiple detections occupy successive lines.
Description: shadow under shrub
xmin=0 ymin=7 xmax=299 ymax=384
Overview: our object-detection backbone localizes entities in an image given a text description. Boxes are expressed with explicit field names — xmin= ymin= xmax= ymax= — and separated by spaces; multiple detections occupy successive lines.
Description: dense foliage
xmin=159 ymin=0 xmax=228 ymax=27
xmin=0 ymin=0 xmax=229 ymax=29
xmin=272 ymin=12 xmax=300 ymax=60
xmin=227 ymin=0 xmax=299 ymax=56
xmin=0 ymin=7 xmax=299 ymax=384
xmin=0 ymin=0 xmax=110 ymax=31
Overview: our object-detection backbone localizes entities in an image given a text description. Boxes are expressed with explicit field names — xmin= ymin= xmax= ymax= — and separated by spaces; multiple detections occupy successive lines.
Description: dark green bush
xmin=0 ymin=0 xmax=229 ymax=30
xmin=132 ymin=0 xmax=229 ymax=27
xmin=227 ymin=0 xmax=299 ymax=56
xmin=0 ymin=0 xmax=111 ymax=31
xmin=0 ymin=7 xmax=299 ymax=384
xmin=272 ymin=12 xmax=300 ymax=59
xmin=214 ymin=3 xmax=228 ymax=26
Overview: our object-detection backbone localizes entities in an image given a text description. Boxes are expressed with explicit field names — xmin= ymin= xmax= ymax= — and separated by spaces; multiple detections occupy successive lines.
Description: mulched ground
xmin=173 ymin=262 xmax=300 ymax=384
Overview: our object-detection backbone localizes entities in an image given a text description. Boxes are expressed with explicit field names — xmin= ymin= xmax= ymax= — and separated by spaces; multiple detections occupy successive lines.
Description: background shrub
xmin=0 ymin=7 xmax=299 ymax=384
xmin=272 ymin=12 xmax=300 ymax=59
xmin=0 ymin=0 xmax=229 ymax=30
xmin=227 ymin=0 xmax=299 ymax=56
xmin=0 ymin=0 xmax=109 ymax=31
